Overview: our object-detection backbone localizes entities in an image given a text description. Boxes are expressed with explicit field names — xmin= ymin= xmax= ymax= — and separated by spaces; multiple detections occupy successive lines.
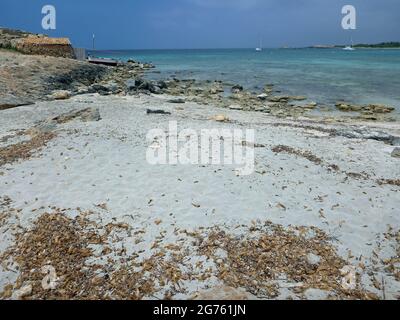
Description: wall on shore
xmin=15 ymin=43 xmax=76 ymax=59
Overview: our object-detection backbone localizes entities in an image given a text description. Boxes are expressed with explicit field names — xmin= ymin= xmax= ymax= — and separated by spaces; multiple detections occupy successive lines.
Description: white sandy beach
xmin=0 ymin=92 xmax=399 ymax=299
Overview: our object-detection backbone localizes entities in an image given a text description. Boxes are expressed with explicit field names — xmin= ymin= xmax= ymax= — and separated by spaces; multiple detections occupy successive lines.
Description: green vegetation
xmin=353 ymin=42 xmax=400 ymax=48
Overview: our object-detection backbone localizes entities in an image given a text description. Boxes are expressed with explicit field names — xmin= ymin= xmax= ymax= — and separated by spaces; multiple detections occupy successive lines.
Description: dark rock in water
xmin=231 ymin=84 xmax=243 ymax=93
xmin=167 ymin=98 xmax=185 ymax=104
xmin=146 ymin=109 xmax=171 ymax=115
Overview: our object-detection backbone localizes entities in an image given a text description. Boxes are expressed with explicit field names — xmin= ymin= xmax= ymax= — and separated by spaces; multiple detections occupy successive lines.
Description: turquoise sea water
xmin=92 ymin=48 xmax=400 ymax=113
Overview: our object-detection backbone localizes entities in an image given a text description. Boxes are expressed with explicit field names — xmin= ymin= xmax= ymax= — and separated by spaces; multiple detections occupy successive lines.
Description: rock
xmin=391 ymin=147 xmax=400 ymax=158
xmin=125 ymin=78 xmax=136 ymax=91
xmin=146 ymin=109 xmax=171 ymax=115
xmin=228 ymin=104 xmax=243 ymax=110
xmin=51 ymin=90 xmax=71 ymax=100
xmin=103 ymin=81 xmax=120 ymax=93
xmin=0 ymin=95 xmax=33 ymax=110
xmin=366 ymin=104 xmax=395 ymax=114
xmin=31 ymin=120 xmax=57 ymax=134
xmin=167 ymin=98 xmax=185 ymax=104
xmin=307 ymin=253 xmax=321 ymax=266
xmin=12 ymin=284 xmax=32 ymax=300
xmin=257 ymin=93 xmax=269 ymax=100
xmin=193 ymin=285 xmax=255 ymax=300
xmin=135 ymin=78 xmax=155 ymax=92
xmin=290 ymin=95 xmax=307 ymax=101
xmin=213 ymin=114 xmax=229 ymax=122
xmin=231 ymin=84 xmax=243 ymax=93
xmin=155 ymin=80 xmax=168 ymax=90
xmin=81 ymin=108 xmax=101 ymax=122
xmin=335 ymin=103 xmax=362 ymax=112
xmin=268 ymin=96 xmax=290 ymax=102
xmin=89 ymin=84 xmax=110 ymax=95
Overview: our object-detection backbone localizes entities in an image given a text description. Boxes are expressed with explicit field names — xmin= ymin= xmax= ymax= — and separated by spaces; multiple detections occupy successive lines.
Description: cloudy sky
xmin=1 ymin=0 xmax=399 ymax=49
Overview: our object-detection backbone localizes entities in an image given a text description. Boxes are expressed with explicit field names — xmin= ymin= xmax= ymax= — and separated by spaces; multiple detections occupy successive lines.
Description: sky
xmin=1 ymin=0 xmax=399 ymax=49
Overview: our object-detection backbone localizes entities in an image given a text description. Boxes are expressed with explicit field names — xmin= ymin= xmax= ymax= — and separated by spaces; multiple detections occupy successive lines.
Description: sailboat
xmin=256 ymin=38 xmax=262 ymax=52
xmin=343 ymin=37 xmax=355 ymax=51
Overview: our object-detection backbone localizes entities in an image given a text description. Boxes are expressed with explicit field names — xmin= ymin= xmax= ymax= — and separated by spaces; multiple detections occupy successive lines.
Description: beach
xmin=0 ymin=47 xmax=399 ymax=300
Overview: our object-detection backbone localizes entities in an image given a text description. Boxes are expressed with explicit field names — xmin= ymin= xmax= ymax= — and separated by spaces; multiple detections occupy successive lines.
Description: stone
xmin=12 ymin=284 xmax=32 ymax=300
xmin=289 ymin=95 xmax=307 ymax=101
xmin=228 ymin=104 xmax=243 ymax=110
xmin=268 ymin=96 xmax=290 ymax=102
xmin=366 ymin=104 xmax=395 ymax=113
xmin=231 ymin=84 xmax=243 ymax=93
xmin=89 ymin=84 xmax=110 ymax=95
xmin=103 ymin=81 xmax=120 ymax=93
xmin=146 ymin=109 xmax=171 ymax=115
xmin=193 ymin=285 xmax=255 ymax=300
xmin=80 ymin=108 xmax=101 ymax=122
xmin=391 ymin=147 xmax=400 ymax=158
xmin=213 ymin=114 xmax=229 ymax=122
xmin=31 ymin=120 xmax=57 ymax=134
xmin=51 ymin=90 xmax=71 ymax=100
xmin=125 ymin=78 xmax=136 ymax=91
xmin=257 ymin=93 xmax=269 ymax=100
xmin=167 ymin=98 xmax=185 ymax=104
xmin=0 ymin=95 xmax=33 ymax=110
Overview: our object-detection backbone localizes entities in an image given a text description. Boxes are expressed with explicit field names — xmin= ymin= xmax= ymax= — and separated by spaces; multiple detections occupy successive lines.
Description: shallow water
xmin=92 ymin=48 xmax=400 ymax=113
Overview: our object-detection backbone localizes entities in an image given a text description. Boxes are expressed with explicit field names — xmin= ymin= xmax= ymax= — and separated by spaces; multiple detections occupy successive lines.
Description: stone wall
xmin=15 ymin=43 xmax=76 ymax=59
xmin=0 ymin=28 xmax=76 ymax=59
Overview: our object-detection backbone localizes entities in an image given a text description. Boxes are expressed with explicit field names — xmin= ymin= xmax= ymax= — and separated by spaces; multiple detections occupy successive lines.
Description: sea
xmin=91 ymin=48 xmax=400 ymax=114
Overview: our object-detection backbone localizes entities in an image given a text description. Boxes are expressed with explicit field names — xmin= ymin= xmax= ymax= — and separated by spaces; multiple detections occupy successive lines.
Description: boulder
xmin=81 ymin=108 xmax=101 ymax=122
xmin=0 ymin=95 xmax=33 ymax=110
xmin=213 ymin=114 xmax=229 ymax=122
xmin=366 ymin=104 xmax=395 ymax=113
xmin=51 ymin=90 xmax=71 ymax=100
xmin=231 ymin=84 xmax=244 ymax=93
xmin=257 ymin=93 xmax=269 ymax=100
xmin=89 ymin=84 xmax=110 ymax=95
xmin=391 ymin=147 xmax=400 ymax=158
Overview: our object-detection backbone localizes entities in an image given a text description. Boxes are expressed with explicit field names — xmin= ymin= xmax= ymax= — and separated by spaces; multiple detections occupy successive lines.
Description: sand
xmin=0 ymin=93 xmax=399 ymax=299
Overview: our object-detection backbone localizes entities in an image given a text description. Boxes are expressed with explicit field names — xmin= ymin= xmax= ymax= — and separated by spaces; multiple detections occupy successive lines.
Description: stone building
xmin=15 ymin=35 xmax=76 ymax=59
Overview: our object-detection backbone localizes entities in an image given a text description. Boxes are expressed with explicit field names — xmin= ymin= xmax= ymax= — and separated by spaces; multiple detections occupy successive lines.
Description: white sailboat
xmin=256 ymin=38 xmax=262 ymax=52
xmin=343 ymin=37 xmax=355 ymax=51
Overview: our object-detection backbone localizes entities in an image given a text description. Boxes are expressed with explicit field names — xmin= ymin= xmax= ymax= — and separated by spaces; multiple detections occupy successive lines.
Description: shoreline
xmin=0 ymin=49 xmax=399 ymax=300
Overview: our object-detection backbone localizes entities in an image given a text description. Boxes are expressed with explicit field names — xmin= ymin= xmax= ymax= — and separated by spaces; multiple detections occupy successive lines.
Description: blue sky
xmin=1 ymin=0 xmax=399 ymax=49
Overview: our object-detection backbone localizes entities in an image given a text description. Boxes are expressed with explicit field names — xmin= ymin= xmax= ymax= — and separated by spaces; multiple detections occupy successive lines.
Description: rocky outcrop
xmin=0 ymin=28 xmax=75 ymax=59
xmin=391 ymin=147 xmax=400 ymax=158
